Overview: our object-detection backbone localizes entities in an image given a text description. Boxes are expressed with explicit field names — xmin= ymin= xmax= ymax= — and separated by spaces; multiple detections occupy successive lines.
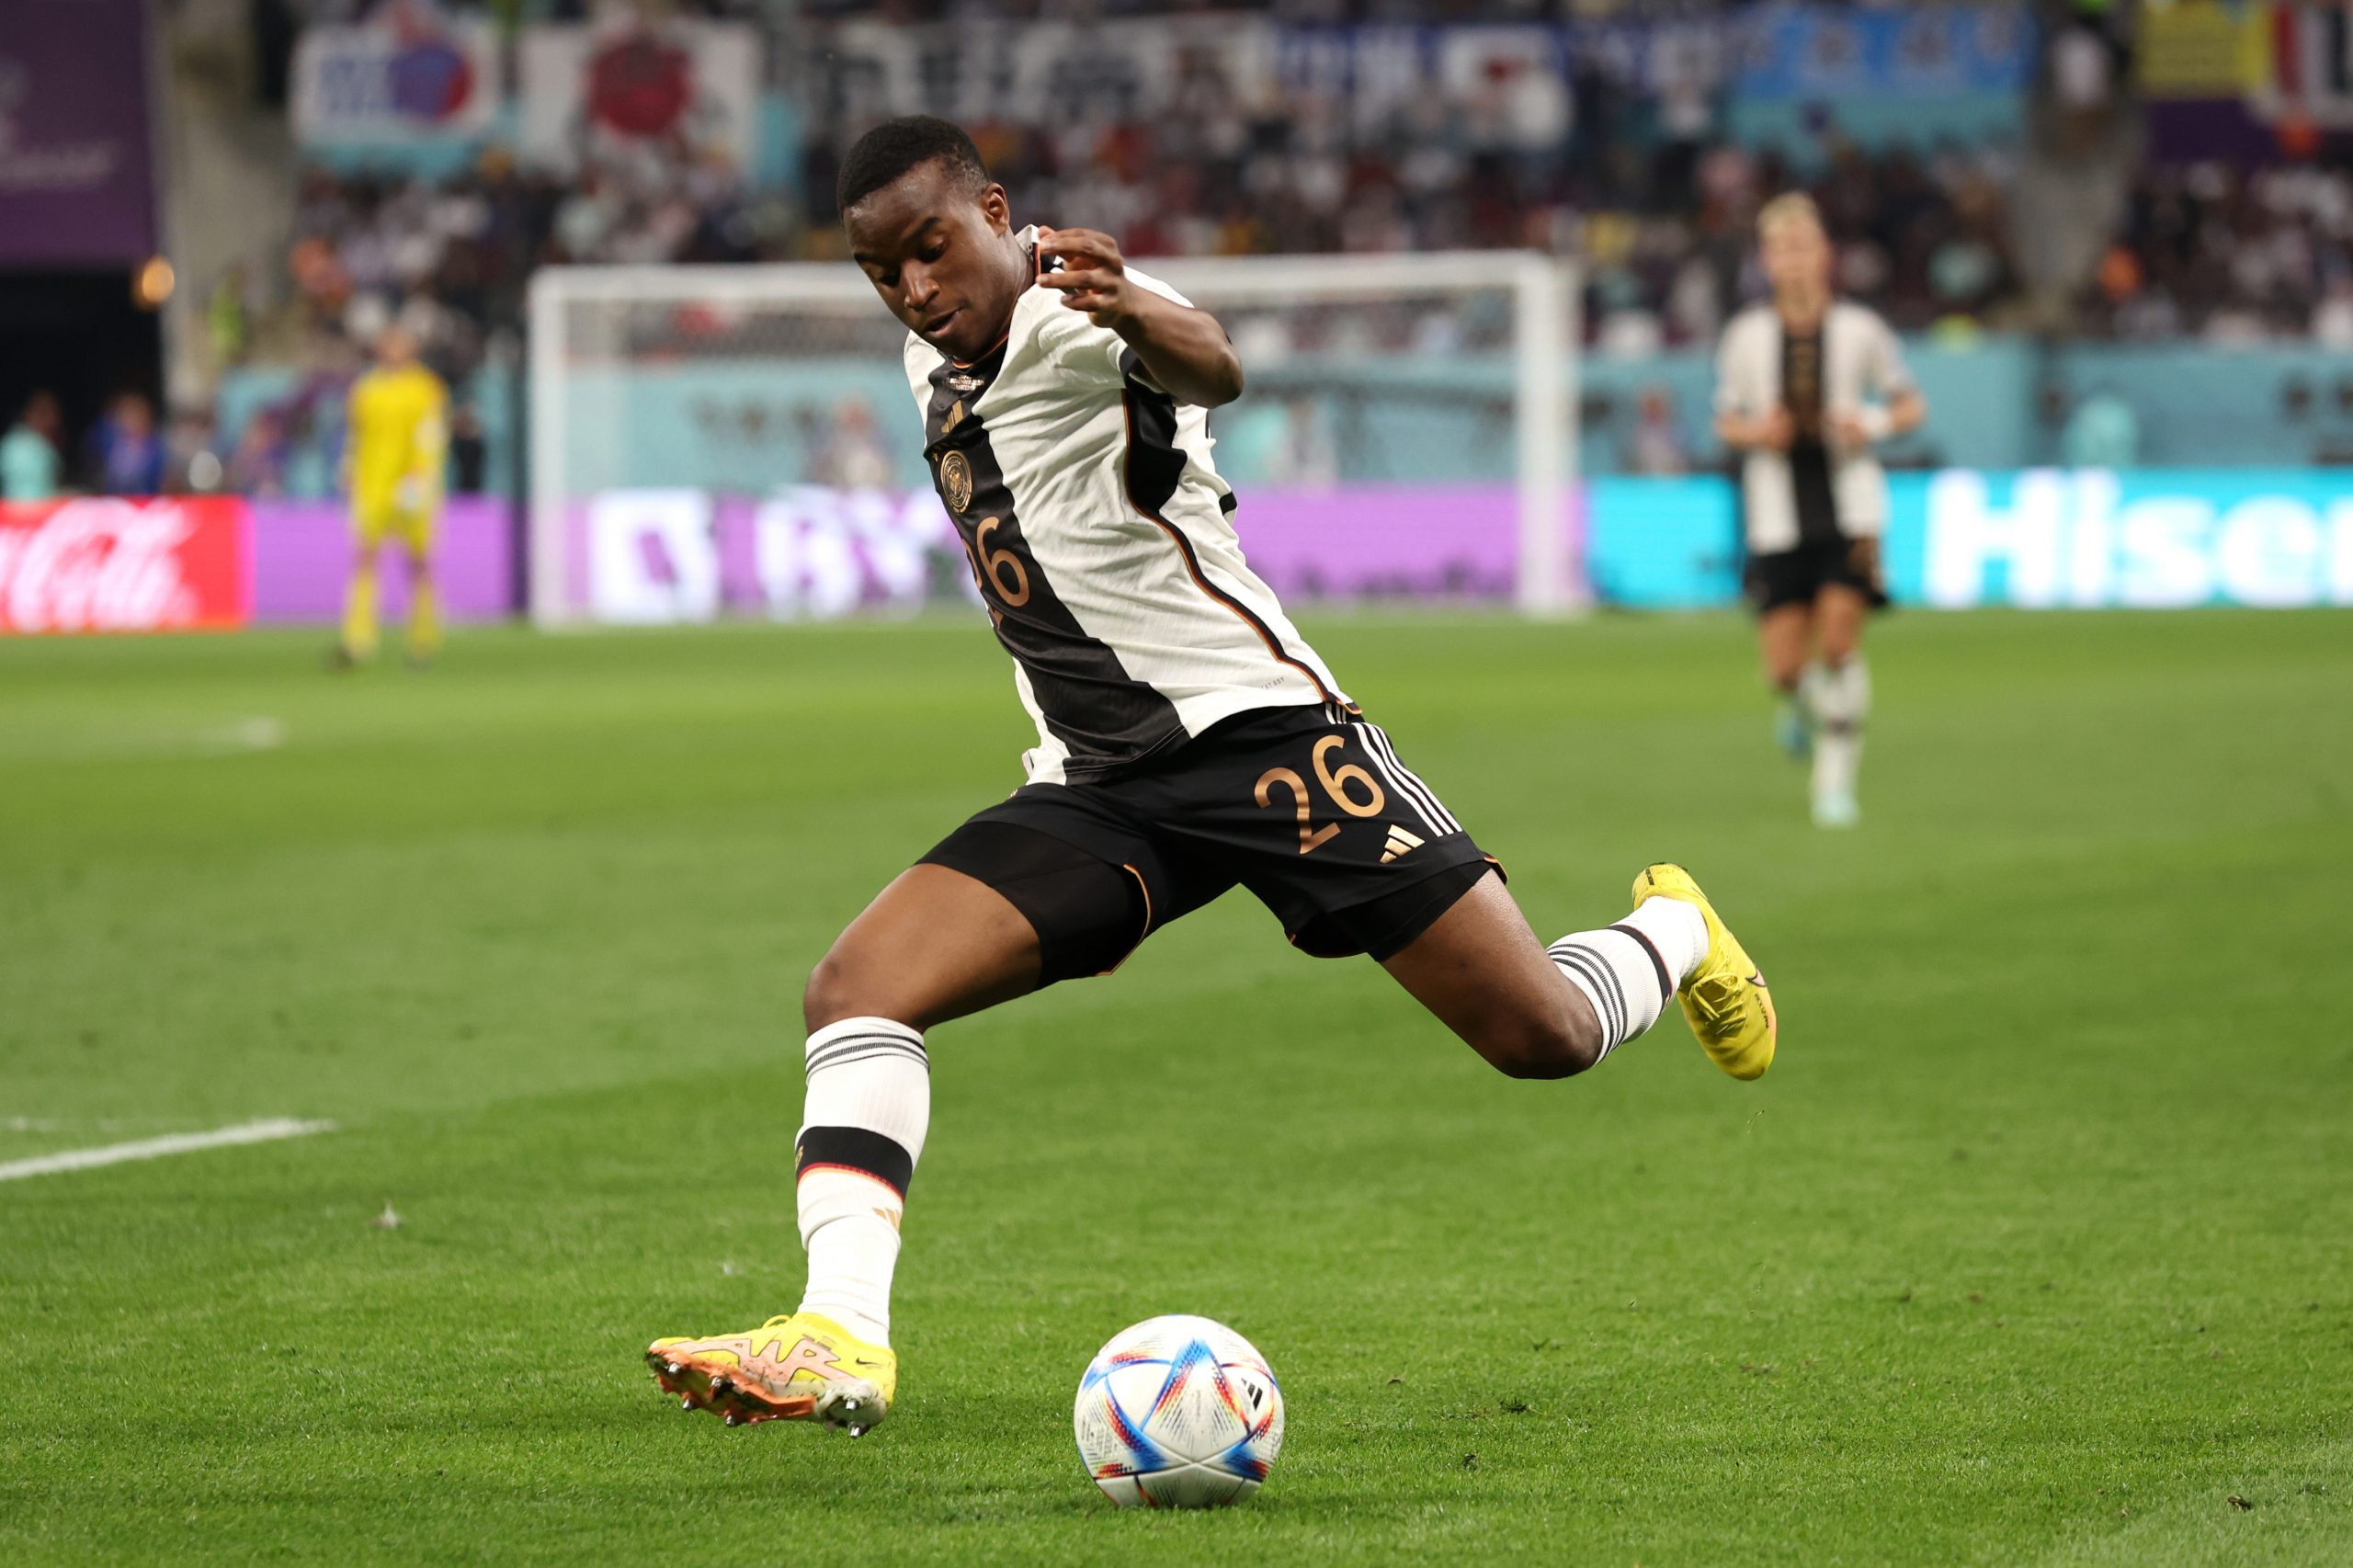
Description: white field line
xmin=0 ymin=1119 xmax=335 ymax=1183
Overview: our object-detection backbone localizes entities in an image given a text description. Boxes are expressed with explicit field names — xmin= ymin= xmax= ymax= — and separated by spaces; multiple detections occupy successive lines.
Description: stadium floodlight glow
xmin=528 ymin=251 xmax=1582 ymax=627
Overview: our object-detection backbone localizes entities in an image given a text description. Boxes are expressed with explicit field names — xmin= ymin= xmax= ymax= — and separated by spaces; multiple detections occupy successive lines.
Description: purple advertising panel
xmin=1231 ymin=484 xmax=1527 ymax=601
xmin=251 ymin=496 xmax=514 ymax=623
xmin=554 ymin=483 xmax=1557 ymax=623
xmin=0 ymin=0 xmax=159 ymax=265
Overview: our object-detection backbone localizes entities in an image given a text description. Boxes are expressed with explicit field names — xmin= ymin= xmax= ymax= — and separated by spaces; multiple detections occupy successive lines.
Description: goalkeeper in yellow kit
xmin=335 ymin=326 xmax=448 ymax=667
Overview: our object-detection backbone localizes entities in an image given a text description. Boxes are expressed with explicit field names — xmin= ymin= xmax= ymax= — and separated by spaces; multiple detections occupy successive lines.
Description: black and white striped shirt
xmin=902 ymin=228 xmax=1347 ymax=785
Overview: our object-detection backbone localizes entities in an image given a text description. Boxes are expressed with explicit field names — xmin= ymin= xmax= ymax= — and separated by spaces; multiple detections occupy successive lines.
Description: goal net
xmin=526 ymin=251 xmax=1580 ymax=628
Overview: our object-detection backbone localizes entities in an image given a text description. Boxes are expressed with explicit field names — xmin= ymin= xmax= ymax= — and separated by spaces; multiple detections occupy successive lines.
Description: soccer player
xmin=333 ymin=325 xmax=448 ymax=669
xmin=646 ymin=119 xmax=1779 ymax=1436
xmin=1714 ymin=194 xmax=1926 ymax=828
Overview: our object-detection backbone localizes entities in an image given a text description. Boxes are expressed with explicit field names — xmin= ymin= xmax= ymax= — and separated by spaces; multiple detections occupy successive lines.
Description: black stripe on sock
xmin=795 ymin=1125 xmax=915 ymax=1197
xmin=1551 ymin=944 xmax=1625 ymax=1043
xmin=806 ymin=1034 xmax=927 ymax=1077
xmin=806 ymin=1046 xmax=930 ymax=1080
xmin=1608 ymin=923 xmax=1676 ymax=1004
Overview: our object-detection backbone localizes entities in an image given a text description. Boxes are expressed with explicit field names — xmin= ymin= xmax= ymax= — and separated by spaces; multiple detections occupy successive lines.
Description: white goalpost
xmin=527 ymin=251 xmax=1581 ymax=628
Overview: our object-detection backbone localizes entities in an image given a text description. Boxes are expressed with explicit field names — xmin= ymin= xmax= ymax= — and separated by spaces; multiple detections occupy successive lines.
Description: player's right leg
xmin=1807 ymin=582 xmax=1873 ymax=828
xmin=651 ymin=820 xmax=1174 ymax=1435
xmin=649 ymin=864 xmax=1041 ymax=1433
xmin=1758 ymin=600 xmax=1815 ymax=761
xmin=335 ymin=517 xmax=386 ymax=665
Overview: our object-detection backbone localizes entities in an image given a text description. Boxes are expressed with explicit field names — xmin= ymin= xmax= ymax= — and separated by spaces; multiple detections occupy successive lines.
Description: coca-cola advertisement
xmin=0 ymin=497 xmax=252 ymax=634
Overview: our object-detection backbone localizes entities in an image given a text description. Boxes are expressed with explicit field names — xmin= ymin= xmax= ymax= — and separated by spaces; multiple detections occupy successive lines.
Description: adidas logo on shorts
xmin=1379 ymin=825 xmax=1425 ymax=864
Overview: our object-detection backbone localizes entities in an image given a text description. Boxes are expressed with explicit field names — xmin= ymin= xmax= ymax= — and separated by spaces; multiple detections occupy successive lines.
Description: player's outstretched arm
xmin=1038 ymin=226 xmax=1244 ymax=407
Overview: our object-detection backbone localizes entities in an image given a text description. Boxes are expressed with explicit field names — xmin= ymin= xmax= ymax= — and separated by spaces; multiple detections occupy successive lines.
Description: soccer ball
xmin=1073 ymin=1314 xmax=1285 ymax=1507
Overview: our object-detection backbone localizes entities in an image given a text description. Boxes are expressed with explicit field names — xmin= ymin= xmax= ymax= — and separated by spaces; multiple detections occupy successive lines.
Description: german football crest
xmin=938 ymin=449 xmax=973 ymax=514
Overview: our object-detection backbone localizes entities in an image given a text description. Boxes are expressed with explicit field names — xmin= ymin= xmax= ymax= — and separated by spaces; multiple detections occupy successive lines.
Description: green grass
xmin=2 ymin=608 xmax=2348 ymax=1566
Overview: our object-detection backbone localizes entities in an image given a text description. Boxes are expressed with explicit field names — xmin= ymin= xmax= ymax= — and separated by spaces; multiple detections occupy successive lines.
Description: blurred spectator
xmin=1268 ymin=397 xmax=1339 ymax=489
xmin=168 ymin=406 xmax=226 ymax=494
xmin=814 ymin=398 xmax=894 ymax=490
xmin=225 ymin=409 xmax=291 ymax=498
xmin=1 ymin=391 xmax=64 ymax=501
xmin=208 ymin=263 xmax=253 ymax=369
xmin=85 ymin=393 xmax=166 ymax=496
xmin=1626 ymin=386 xmax=1690 ymax=477
xmin=2061 ymin=386 xmax=2140 ymax=469
xmin=2097 ymin=159 xmax=2353 ymax=344
xmin=449 ymin=404 xmax=488 ymax=494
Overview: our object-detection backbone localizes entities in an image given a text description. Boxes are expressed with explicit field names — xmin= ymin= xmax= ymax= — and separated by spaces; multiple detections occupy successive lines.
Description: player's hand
xmin=1827 ymin=408 xmax=1873 ymax=452
xmin=1038 ymin=227 xmax=1140 ymax=331
xmin=394 ymin=477 xmax=423 ymax=512
xmin=1756 ymin=406 xmax=1797 ymax=452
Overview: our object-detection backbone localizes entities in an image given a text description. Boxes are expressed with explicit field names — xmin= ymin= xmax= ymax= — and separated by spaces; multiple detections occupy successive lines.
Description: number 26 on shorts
xmin=1255 ymin=734 xmax=1385 ymax=855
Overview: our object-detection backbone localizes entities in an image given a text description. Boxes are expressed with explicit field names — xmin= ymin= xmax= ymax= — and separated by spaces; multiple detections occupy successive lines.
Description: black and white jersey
xmin=1715 ymin=300 xmax=1914 ymax=554
xmin=903 ymin=227 xmax=1347 ymax=785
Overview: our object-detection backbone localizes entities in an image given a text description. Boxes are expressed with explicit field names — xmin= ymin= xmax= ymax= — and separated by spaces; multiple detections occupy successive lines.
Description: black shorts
xmin=920 ymin=703 xmax=1499 ymax=985
xmin=1745 ymin=534 xmax=1891 ymax=616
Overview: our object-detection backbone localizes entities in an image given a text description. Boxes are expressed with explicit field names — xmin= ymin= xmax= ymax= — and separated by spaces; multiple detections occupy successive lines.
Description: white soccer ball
xmin=1073 ymin=1313 xmax=1285 ymax=1507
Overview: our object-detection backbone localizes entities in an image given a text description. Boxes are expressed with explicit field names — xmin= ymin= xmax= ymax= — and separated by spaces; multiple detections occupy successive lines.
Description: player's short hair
xmin=835 ymin=117 xmax=991 ymax=215
xmin=1757 ymin=192 xmax=1824 ymax=237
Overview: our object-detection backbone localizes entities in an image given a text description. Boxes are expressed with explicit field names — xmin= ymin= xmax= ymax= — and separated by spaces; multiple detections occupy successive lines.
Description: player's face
xmin=846 ymin=162 xmax=1025 ymax=362
xmin=1761 ymin=216 xmax=1832 ymax=299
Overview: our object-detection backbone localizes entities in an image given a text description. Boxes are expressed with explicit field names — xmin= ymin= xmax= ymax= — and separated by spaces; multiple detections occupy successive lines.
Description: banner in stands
xmin=821 ymin=17 xmax=1271 ymax=126
xmin=0 ymin=0 xmax=157 ymax=265
xmin=290 ymin=9 xmax=501 ymax=151
xmin=1734 ymin=6 xmax=2032 ymax=97
xmin=520 ymin=20 xmax=762 ymax=177
xmin=0 ymin=497 xmax=250 ymax=634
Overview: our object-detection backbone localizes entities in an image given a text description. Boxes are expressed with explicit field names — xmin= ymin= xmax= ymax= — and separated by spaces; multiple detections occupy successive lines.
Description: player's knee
xmin=1484 ymin=1004 xmax=1603 ymax=1080
xmin=801 ymin=947 xmax=870 ymax=1033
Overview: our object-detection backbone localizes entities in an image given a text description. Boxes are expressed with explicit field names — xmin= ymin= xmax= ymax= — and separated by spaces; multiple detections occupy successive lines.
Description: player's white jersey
xmin=902 ymin=227 xmax=1347 ymax=785
xmin=1714 ymin=299 xmax=1914 ymax=553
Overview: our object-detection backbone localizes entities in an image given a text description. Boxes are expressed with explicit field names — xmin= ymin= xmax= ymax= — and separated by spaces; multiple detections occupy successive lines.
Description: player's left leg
xmin=398 ymin=518 xmax=440 ymax=665
xmin=1807 ymin=580 xmax=1873 ymax=828
xmin=1187 ymin=707 xmax=1776 ymax=1080
xmin=1381 ymin=864 xmax=1775 ymax=1082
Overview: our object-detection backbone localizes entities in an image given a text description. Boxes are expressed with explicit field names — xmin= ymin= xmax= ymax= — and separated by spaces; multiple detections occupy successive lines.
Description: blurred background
xmin=5 ymin=0 xmax=2349 ymax=628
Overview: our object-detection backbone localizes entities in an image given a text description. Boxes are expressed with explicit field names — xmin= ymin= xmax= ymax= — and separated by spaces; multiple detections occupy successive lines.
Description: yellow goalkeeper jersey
xmin=347 ymin=363 xmax=449 ymax=513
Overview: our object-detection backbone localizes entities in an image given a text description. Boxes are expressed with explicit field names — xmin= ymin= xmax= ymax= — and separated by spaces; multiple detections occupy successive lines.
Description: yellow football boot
xmin=647 ymin=1312 xmax=895 ymax=1435
xmin=1631 ymin=862 xmax=1777 ymax=1081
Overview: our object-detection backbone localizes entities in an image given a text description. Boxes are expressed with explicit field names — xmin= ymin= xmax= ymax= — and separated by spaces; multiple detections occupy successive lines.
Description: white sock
xmin=1811 ymin=655 xmax=1870 ymax=802
xmin=795 ymin=1016 xmax=929 ymax=1346
xmin=1546 ymin=896 xmax=1705 ymax=1061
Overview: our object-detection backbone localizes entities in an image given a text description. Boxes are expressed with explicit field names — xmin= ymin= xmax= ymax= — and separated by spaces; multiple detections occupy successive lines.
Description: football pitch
xmin=3 ymin=608 xmax=2347 ymax=1565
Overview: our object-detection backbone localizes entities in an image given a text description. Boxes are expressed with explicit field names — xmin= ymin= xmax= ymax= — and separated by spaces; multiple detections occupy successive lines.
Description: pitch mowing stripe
xmin=0 ymin=1118 xmax=335 ymax=1183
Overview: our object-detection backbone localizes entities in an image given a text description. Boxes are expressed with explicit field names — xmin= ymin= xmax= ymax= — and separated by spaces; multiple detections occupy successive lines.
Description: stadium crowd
xmin=11 ymin=0 xmax=2341 ymax=502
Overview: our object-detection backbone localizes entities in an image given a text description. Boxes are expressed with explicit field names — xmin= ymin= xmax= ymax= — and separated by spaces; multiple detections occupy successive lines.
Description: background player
xmin=643 ymin=118 xmax=1780 ymax=1437
xmin=1714 ymin=194 xmax=1926 ymax=827
xmin=334 ymin=325 xmax=448 ymax=669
